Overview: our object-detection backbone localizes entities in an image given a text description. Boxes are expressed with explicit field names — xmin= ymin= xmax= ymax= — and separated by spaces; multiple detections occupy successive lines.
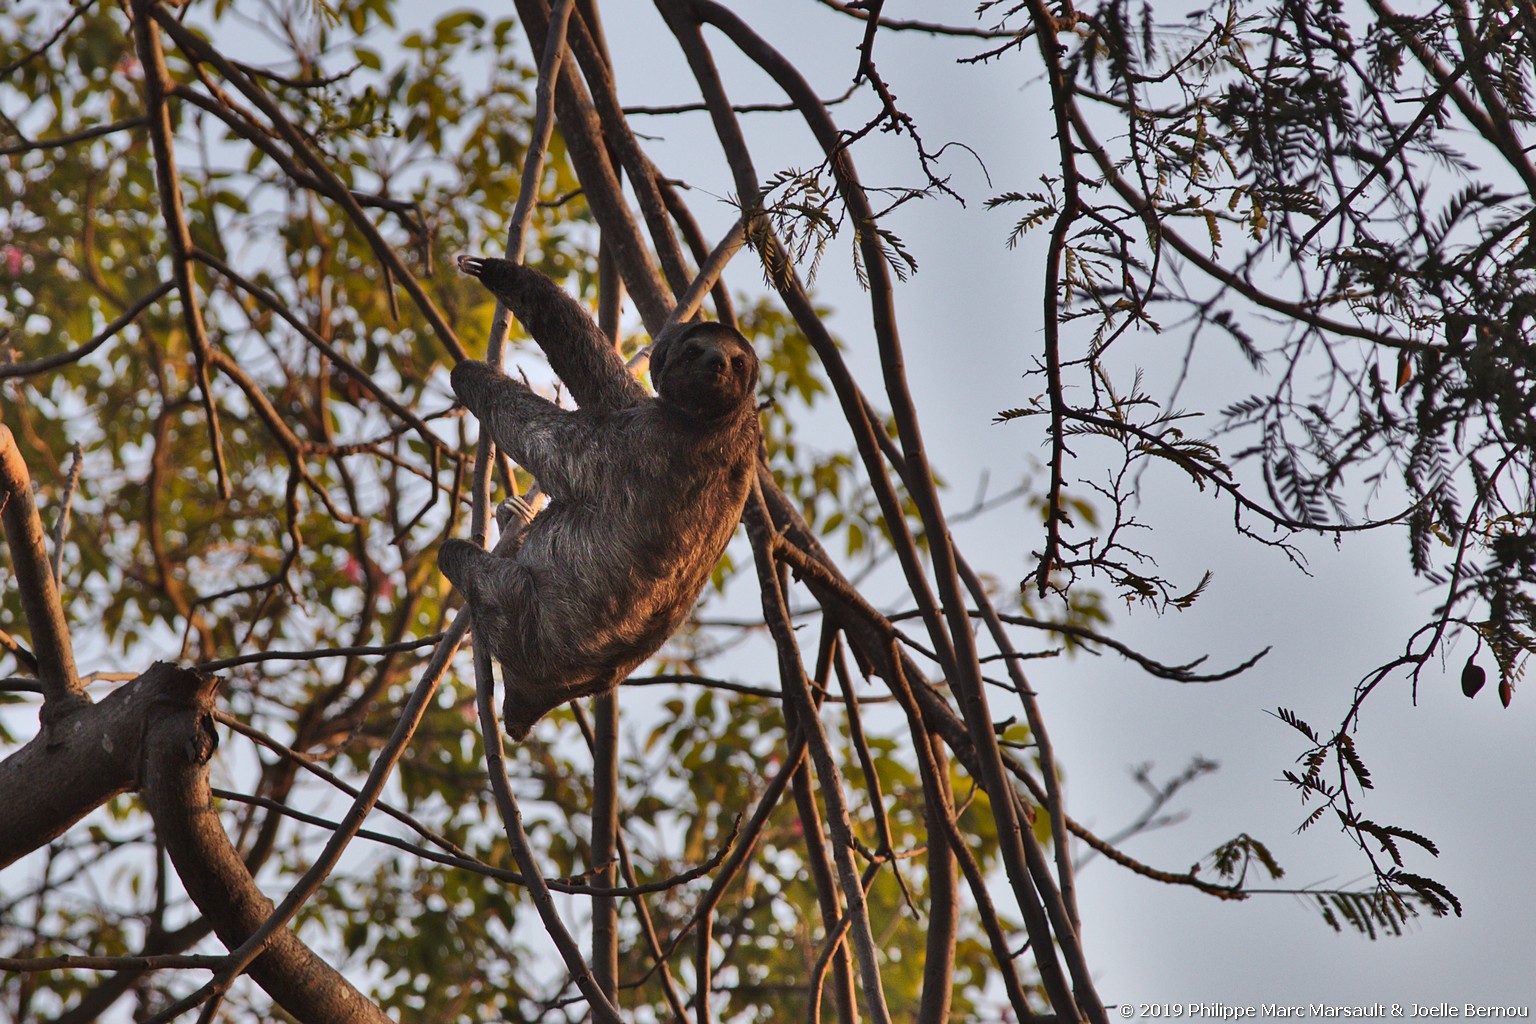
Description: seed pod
xmin=1499 ymin=678 xmax=1513 ymax=709
xmin=1460 ymin=657 xmax=1486 ymax=698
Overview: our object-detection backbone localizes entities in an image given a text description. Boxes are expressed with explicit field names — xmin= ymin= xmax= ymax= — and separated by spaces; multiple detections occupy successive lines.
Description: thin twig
xmin=0 ymin=279 xmax=172 ymax=380
xmin=622 ymin=83 xmax=860 ymax=116
xmin=0 ymin=0 xmax=97 ymax=79
xmin=0 ymin=116 xmax=146 ymax=158
xmin=48 ymin=443 xmax=82 ymax=582
xmin=0 ymin=953 xmax=223 ymax=973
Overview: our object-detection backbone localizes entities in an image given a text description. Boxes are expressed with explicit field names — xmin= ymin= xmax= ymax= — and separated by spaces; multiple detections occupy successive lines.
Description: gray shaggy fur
xmin=439 ymin=257 xmax=760 ymax=739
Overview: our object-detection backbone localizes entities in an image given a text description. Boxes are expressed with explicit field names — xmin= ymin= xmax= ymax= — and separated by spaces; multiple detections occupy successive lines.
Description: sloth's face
xmin=654 ymin=324 xmax=758 ymax=421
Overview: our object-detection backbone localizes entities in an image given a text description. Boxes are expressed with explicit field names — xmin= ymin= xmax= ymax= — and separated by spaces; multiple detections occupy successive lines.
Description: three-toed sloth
xmin=439 ymin=257 xmax=760 ymax=739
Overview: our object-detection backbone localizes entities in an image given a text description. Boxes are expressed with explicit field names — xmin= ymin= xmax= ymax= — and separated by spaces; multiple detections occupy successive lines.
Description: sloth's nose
xmin=700 ymin=349 xmax=727 ymax=373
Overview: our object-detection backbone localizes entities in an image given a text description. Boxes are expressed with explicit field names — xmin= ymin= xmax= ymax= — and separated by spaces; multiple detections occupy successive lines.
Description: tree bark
xmin=0 ymin=423 xmax=84 ymax=722
xmin=137 ymin=672 xmax=395 ymax=1024
xmin=0 ymin=663 xmax=197 ymax=868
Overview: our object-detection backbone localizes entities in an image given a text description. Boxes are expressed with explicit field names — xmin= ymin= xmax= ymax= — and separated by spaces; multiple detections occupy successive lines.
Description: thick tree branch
xmin=668 ymin=4 xmax=1103 ymax=1016
xmin=511 ymin=0 xmax=673 ymax=330
xmin=652 ymin=0 xmax=962 ymax=684
xmin=568 ymin=1 xmax=695 ymax=298
xmin=136 ymin=668 xmax=393 ymax=1024
xmin=144 ymin=610 xmax=468 ymax=1022
xmin=0 ymin=424 xmax=83 ymax=721
xmin=0 ymin=664 xmax=197 ymax=868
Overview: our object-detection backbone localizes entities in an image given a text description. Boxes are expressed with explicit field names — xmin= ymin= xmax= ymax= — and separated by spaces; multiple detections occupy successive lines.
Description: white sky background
xmin=584 ymin=0 xmax=1536 ymax=1008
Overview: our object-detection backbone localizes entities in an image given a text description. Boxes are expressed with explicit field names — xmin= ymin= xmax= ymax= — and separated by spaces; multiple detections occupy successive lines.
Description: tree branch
xmin=129 ymin=0 xmax=232 ymax=501
xmin=744 ymin=488 xmax=894 ymax=1024
xmin=151 ymin=10 xmax=469 ymax=364
xmin=136 ymin=667 xmax=394 ymax=1024
xmin=672 ymin=4 xmax=1102 ymax=1014
xmin=0 ymin=424 xmax=83 ymax=721
xmin=0 ymin=664 xmax=206 ymax=868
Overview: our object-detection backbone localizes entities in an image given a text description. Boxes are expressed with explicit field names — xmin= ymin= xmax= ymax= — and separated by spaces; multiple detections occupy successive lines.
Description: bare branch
xmin=136 ymin=667 xmax=394 ymax=1024
xmin=744 ymin=488 xmax=895 ymax=1024
xmin=151 ymin=10 xmax=470 ymax=364
xmin=129 ymin=0 xmax=232 ymax=501
xmin=0 ymin=424 xmax=82 ymax=719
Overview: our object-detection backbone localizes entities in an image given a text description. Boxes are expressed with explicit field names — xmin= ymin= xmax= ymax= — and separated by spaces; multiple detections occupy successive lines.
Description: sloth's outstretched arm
xmin=450 ymin=360 xmax=607 ymax=497
xmin=458 ymin=256 xmax=648 ymax=412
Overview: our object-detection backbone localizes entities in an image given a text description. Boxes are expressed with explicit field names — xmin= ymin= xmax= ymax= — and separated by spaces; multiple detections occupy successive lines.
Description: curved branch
xmin=137 ymin=668 xmax=393 ymax=1024
xmin=0 ymin=424 xmax=82 ymax=719
xmin=144 ymin=615 xmax=468 ymax=1022
xmin=150 ymin=10 xmax=468 ymax=364
xmin=1067 ymin=409 xmax=1419 ymax=534
xmin=1031 ymin=0 xmax=1085 ymax=598
xmin=759 ymin=474 xmax=1250 ymax=974
xmin=991 ymin=611 xmax=1271 ymax=683
xmin=812 ymin=0 xmax=1023 ymax=39
xmin=0 ymin=280 xmax=174 ymax=380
